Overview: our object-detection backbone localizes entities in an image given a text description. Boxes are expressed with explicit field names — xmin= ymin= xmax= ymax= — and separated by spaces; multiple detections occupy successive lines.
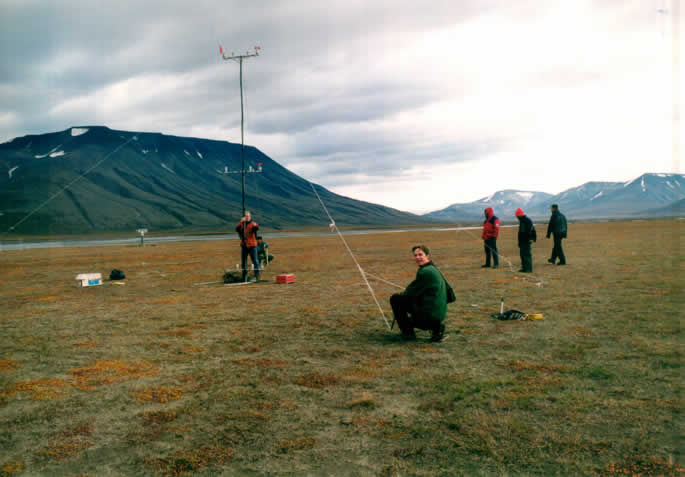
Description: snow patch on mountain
xmin=161 ymin=163 xmax=175 ymax=174
xmin=71 ymin=128 xmax=89 ymax=137
xmin=50 ymin=151 xmax=65 ymax=158
xmin=34 ymin=144 xmax=62 ymax=159
xmin=8 ymin=166 xmax=18 ymax=179
xmin=591 ymin=191 xmax=603 ymax=200
xmin=196 ymin=151 xmax=203 ymax=159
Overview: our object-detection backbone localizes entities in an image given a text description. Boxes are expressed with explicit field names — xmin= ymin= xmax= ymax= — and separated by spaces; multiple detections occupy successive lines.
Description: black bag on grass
xmin=490 ymin=309 xmax=526 ymax=320
xmin=223 ymin=271 xmax=243 ymax=284
xmin=109 ymin=269 xmax=125 ymax=280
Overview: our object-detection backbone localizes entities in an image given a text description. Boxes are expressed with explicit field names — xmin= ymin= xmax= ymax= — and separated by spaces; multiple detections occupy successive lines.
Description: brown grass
xmin=134 ymin=386 xmax=184 ymax=403
xmin=69 ymin=360 xmax=158 ymax=390
xmin=0 ymin=360 xmax=20 ymax=372
xmin=0 ymin=219 xmax=682 ymax=475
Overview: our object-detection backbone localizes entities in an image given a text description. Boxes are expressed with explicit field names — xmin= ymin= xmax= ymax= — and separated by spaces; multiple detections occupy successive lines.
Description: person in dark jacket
xmin=546 ymin=204 xmax=567 ymax=265
xmin=236 ymin=211 xmax=260 ymax=282
xmin=256 ymin=236 xmax=274 ymax=267
xmin=390 ymin=245 xmax=454 ymax=342
xmin=481 ymin=207 xmax=500 ymax=268
xmin=515 ymin=208 xmax=536 ymax=273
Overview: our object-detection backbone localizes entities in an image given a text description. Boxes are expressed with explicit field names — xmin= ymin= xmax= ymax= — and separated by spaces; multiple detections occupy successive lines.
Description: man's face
xmin=413 ymin=248 xmax=430 ymax=266
xmin=245 ymin=212 xmax=251 ymax=221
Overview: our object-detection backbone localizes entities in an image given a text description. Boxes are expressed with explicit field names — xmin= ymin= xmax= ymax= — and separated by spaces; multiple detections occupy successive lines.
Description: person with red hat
xmin=481 ymin=207 xmax=500 ymax=268
xmin=515 ymin=208 xmax=536 ymax=273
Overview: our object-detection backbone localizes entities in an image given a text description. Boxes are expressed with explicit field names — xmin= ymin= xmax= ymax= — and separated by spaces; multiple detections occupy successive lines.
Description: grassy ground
xmin=0 ymin=219 xmax=682 ymax=476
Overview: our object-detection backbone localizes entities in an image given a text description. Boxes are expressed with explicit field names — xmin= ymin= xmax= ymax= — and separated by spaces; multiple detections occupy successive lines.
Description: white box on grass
xmin=76 ymin=273 xmax=102 ymax=287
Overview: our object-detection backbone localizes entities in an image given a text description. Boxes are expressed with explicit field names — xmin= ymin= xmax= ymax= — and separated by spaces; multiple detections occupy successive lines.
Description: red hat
xmin=515 ymin=208 xmax=525 ymax=217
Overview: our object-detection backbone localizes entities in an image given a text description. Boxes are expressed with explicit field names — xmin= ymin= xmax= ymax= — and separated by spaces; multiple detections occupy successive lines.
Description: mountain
xmin=424 ymin=173 xmax=685 ymax=221
xmin=0 ymin=126 xmax=434 ymax=234
xmin=426 ymin=190 xmax=554 ymax=222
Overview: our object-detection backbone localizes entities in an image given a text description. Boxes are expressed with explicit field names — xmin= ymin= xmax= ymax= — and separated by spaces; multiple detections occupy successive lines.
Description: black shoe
xmin=401 ymin=331 xmax=417 ymax=341
xmin=492 ymin=265 xmax=499 ymax=269
xmin=548 ymin=259 xmax=555 ymax=264
xmin=518 ymin=269 xmax=525 ymax=272
xmin=557 ymin=262 xmax=566 ymax=266
xmin=481 ymin=264 xmax=490 ymax=268
xmin=430 ymin=323 xmax=446 ymax=342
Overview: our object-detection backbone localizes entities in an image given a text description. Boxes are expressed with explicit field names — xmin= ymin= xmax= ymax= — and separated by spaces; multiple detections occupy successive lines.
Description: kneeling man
xmin=390 ymin=245 xmax=454 ymax=342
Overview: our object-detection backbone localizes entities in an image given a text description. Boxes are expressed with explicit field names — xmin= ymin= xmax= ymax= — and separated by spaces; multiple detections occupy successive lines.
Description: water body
xmin=0 ymin=226 xmax=487 ymax=252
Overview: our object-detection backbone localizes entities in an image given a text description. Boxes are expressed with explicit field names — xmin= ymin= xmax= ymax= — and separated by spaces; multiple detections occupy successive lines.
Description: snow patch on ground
xmin=161 ymin=163 xmax=176 ymax=174
xmin=71 ymin=127 xmax=89 ymax=136
xmin=8 ymin=166 xmax=18 ymax=179
xmin=591 ymin=191 xmax=603 ymax=200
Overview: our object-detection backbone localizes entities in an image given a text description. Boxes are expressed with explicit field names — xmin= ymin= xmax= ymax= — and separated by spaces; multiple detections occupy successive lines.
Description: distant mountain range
xmin=424 ymin=173 xmax=684 ymax=221
xmin=0 ymin=126 xmax=433 ymax=234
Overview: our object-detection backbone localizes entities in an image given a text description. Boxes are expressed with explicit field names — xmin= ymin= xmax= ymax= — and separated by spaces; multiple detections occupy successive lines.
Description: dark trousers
xmin=390 ymin=294 xmax=440 ymax=334
xmin=550 ymin=234 xmax=566 ymax=264
xmin=519 ymin=241 xmax=533 ymax=272
xmin=484 ymin=238 xmax=499 ymax=267
xmin=241 ymin=246 xmax=260 ymax=281
xmin=259 ymin=253 xmax=274 ymax=266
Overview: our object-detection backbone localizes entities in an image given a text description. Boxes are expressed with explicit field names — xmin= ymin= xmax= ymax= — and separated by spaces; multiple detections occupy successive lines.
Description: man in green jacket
xmin=390 ymin=245 xmax=453 ymax=342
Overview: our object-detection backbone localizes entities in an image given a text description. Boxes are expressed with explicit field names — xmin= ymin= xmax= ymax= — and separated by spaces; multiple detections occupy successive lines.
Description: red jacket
xmin=482 ymin=207 xmax=500 ymax=240
xmin=236 ymin=220 xmax=259 ymax=248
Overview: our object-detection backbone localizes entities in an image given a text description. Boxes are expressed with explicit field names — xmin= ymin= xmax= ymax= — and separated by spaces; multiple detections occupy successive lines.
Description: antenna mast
xmin=219 ymin=45 xmax=261 ymax=215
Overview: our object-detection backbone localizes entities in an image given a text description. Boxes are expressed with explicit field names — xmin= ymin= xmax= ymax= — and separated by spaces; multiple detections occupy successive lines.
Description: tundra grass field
xmin=0 ymin=219 xmax=682 ymax=476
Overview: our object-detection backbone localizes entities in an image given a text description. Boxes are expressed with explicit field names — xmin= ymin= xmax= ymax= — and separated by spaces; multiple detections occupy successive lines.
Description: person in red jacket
xmin=236 ymin=211 xmax=260 ymax=282
xmin=481 ymin=207 xmax=500 ymax=268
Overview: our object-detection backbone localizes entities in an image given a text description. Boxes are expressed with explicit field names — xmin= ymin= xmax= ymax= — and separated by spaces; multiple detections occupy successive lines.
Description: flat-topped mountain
xmin=0 ymin=126 xmax=434 ymax=234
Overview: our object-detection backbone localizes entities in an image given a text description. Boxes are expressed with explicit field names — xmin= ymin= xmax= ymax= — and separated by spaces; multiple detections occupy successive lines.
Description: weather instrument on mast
xmin=218 ymin=45 xmax=262 ymax=215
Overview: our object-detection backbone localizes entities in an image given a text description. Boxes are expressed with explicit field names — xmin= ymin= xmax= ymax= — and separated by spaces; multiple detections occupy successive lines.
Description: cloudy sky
xmin=0 ymin=0 xmax=680 ymax=213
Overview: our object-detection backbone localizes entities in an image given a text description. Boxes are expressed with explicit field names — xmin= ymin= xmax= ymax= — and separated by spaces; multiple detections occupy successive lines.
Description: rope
xmin=363 ymin=271 xmax=404 ymax=290
xmin=309 ymin=182 xmax=391 ymax=330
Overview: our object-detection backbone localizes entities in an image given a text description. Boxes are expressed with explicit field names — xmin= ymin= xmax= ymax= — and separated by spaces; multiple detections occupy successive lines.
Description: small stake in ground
xmin=137 ymin=228 xmax=147 ymax=246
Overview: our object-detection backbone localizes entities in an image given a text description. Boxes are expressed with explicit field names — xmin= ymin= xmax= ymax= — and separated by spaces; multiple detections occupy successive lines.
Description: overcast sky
xmin=0 ymin=0 xmax=681 ymax=213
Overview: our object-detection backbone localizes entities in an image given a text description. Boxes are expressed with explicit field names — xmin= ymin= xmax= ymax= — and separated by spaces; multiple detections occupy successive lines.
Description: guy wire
xmin=309 ymin=182 xmax=391 ymax=330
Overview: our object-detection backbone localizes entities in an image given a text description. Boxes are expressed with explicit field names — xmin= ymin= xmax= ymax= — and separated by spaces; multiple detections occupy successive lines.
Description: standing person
xmin=236 ymin=211 xmax=260 ymax=282
xmin=515 ymin=208 xmax=536 ymax=273
xmin=481 ymin=207 xmax=500 ymax=268
xmin=256 ymin=236 xmax=274 ymax=267
xmin=546 ymin=204 xmax=567 ymax=265
xmin=389 ymin=245 xmax=455 ymax=342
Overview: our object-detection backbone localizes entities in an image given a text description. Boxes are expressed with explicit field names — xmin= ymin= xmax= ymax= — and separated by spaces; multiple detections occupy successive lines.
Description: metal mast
xmin=219 ymin=46 xmax=261 ymax=215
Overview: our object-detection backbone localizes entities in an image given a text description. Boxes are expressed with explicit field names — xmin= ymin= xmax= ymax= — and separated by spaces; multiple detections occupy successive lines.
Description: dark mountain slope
xmin=0 ymin=126 xmax=434 ymax=234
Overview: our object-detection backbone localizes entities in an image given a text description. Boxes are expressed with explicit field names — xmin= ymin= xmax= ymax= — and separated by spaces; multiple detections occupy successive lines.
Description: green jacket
xmin=401 ymin=262 xmax=448 ymax=322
